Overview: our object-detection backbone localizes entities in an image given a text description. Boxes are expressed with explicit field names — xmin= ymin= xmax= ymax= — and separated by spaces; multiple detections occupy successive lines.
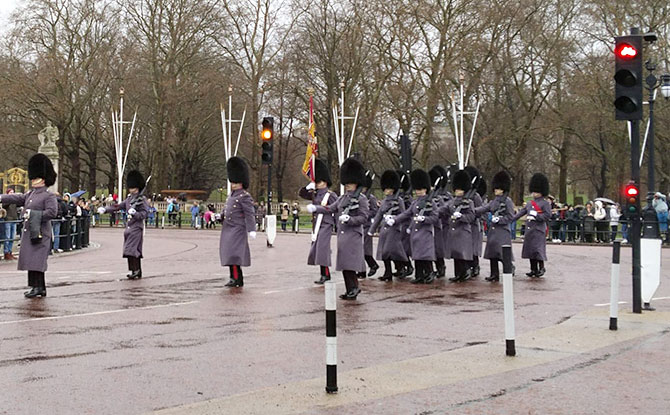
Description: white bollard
xmin=502 ymin=245 xmax=515 ymax=356
xmin=610 ymin=241 xmax=621 ymax=330
xmin=325 ymin=280 xmax=338 ymax=393
xmin=161 ymin=215 xmax=165 ymax=229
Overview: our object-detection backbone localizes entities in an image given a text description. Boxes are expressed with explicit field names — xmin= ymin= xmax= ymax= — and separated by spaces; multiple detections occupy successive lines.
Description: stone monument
xmin=38 ymin=121 xmax=60 ymax=192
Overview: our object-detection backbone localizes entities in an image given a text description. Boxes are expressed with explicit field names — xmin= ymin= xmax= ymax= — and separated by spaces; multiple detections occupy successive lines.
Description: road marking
xmin=594 ymin=296 xmax=670 ymax=307
xmin=0 ymin=271 xmax=110 ymax=274
xmin=263 ymin=282 xmax=344 ymax=295
xmin=0 ymin=301 xmax=199 ymax=326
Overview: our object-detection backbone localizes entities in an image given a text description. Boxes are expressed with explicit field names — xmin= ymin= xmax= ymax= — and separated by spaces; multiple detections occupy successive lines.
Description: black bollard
xmin=610 ymin=241 xmax=621 ymax=330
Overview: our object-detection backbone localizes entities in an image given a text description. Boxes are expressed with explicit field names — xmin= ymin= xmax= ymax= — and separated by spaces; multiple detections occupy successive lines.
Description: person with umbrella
xmin=0 ymin=154 xmax=58 ymax=298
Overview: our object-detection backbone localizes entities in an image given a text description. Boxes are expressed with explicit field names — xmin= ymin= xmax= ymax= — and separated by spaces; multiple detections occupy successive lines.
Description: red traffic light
xmin=625 ymin=185 xmax=639 ymax=197
xmin=616 ymin=43 xmax=638 ymax=60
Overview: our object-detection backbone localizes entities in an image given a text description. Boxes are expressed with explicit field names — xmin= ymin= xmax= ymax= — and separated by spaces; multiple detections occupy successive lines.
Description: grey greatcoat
xmin=471 ymin=193 xmax=483 ymax=257
xmin=440 ymin=193 xmax=453 ymax=259
xmin=476 ymin=195 xmax=516 ymax=260
xmin=300 ymin=187 xmax=337 ymax=267
xmin=220 ymin=189 xmax=256 ymax=267
xmin=363 ymin=193 xmax=379 ymax=256
xmin=105 ymin=194 xmax=149 ymax=258
xmin=314 ymin=191 xmax=369 ymax=272
xmin=394 ymin=195 xmax=439 ymax=261
xmin=512 ymin=197 xmax=551 ymax=261
xmin=401 ymin=193 xmax=413 ymax=257
xmin=369 ymin=194 xmax=408 ymax=261
xmin=440 ymin=196 xmax=476 ymax=260
xmin=1 ymin=187 xmax=58 ymax=272
xmin=432 ymin=194 xmax=445 ymax=258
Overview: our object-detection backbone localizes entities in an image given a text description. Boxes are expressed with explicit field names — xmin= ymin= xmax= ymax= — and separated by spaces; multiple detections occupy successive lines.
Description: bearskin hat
xmin=126 ymin=170 xmax=145 ymax=191
xmin=410 ymin=169 xmax=431 ymax=191
xmin=477 ymin=178 xmax=487 ymax=197
xmin=452 ymin=169 xmax=472 ymax=192
xmin=491 ymin=171 xmax=511 ymax=192
xmin=314 ymin=159 xmax=332 ymax=187
xmin=227 ymin=156 xmax=250 ymax=189
xmin=380 ymin=170 xmax=400 ymax=191
xmin=529 ymin=173 xmax=549 ymax=196
xmin=362 ymin=170 xmax=374 ymax=190
xmin=28 ymin=153 xmax=57 ymax=187
xmin=396 ymin=170 xmax=410 ymax=192
xmin=340 ymin=157 xmax=366 ymax=185
xmin=429 ymin=165 xmax=447 ymax=189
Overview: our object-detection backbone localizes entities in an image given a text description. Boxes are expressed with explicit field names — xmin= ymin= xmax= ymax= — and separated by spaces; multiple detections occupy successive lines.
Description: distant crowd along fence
xmin=0 ymin=216 xmax=91 ymax=261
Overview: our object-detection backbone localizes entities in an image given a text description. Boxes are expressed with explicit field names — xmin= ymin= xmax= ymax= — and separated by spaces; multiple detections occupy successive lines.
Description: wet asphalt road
xmin=0 ymin=228 xmax=668 ymax=414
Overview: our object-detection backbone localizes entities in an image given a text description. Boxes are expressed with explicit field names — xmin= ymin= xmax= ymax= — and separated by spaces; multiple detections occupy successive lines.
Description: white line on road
xmin=0 ymin=301 xmax=199 ymax=326
xmin=0 ymin=271 xmax=112 ymax=275
xmin=263 ymin=282 xmax=344 ymax=295
xmin=594 ymin=296 xmax=670 ymax=307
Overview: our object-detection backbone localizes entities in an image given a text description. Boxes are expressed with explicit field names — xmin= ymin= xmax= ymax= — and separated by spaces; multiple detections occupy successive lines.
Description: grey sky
xmin=0 ymin=0 xmax=20 ymax=25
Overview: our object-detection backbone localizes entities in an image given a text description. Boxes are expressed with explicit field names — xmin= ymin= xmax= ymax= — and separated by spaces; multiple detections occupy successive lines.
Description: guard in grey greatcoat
xmin=475 ymin=171 xmax=516 ymax=282
xmin=440 ymin=165 xmax=457 ymax=268
xmin=220 ymin=157 xmax=256 ymax=287
xmin=429 ymin=165 xmax=448 ymax=278
xmin=440 ymin=170 xmax=476 ymax=282
xmin=100 ymin=170 xmax=149 ymax=280
xmin=299 ymin=159 xmax=337 ymax=284
xmin=389 ymin=169 xmax=440 ymax=284
xmin=512 ymin=173 xmax=552 ymax=278
xmin=358 ymin=170 xmax=379 ymax=279
xmin=396 ymin=170 xmax=414 ymax=277
xmin=0 ymin=154 xmax=58 ymax=298
xmin=308 ymin=157 xmax=369 ymax=300
xmin=465 ymin=166 xmax=484 ymax=277
xmin=368 ymin=170 xmax=407 ymax=281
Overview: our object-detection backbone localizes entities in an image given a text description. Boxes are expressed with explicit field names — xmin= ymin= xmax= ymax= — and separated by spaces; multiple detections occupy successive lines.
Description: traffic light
xmin=614 ymin=35 xmax=643 ymax=120
xmin=261 ymin=116 xmax=274 ymax=164
xmin=624 ymin=181 xmax=640 ymax=215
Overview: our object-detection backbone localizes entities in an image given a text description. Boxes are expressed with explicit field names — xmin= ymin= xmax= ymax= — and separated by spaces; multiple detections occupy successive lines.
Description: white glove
xmin=528 ymin=210 xmax=538 ymax=217
xmin=127 ymin=208 xmax=137 ymax=216
xmin=306 ymin=182 xmax=316 ymax=191
xmin=97 ymin=207 xmax=106 ymax=215
xmin=452 ymin=211 xmax=462 ymax=220
xmin=406 ymin=228 xmax=411 ymax=234
xmin=385 ymin=217 xmax=395 ymax=226
xmin=492 ymin=216 xmax=500 ymax=224
xmin=248 ymin=231 xmax=257 ymax=239
xmin=414 ymin=215 xmax=425 ymax=223
xmin=23 ymin=209 xmax=31 ymax=220
xmin=306 ymin=204 xmax=316 ymax=213
xmin=527 ymin=215 xmax=536 ymax=221
xmin=339 ymin=214 xmax=350 ymax=223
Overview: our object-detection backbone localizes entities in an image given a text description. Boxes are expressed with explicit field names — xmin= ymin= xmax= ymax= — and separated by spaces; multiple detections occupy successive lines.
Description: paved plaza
xmin=1 ymin=228 xmax=669 ymax=414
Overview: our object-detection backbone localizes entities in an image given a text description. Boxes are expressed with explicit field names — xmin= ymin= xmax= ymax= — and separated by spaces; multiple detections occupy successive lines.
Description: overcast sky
xmin=0 ymin=0 xmax=20 ymax=26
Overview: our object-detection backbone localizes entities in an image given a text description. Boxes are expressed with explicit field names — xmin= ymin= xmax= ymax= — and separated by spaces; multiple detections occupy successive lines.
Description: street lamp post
xmin=643 ymin=62 xmax=670 ymax=194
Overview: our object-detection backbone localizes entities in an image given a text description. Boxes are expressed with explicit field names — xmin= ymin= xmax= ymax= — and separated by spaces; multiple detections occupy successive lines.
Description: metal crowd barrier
xmin=0 ymin=216 xmax=92 ymax=261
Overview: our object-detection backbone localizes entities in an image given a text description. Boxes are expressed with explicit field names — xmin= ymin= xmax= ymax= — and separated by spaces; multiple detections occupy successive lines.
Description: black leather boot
xmin=314 ymin=275 xmax=330 ymax=284
xmin=367 ymin=264 xmax=379 ymax=277
xmin=24 ymin=287 xmax=47 ymax=298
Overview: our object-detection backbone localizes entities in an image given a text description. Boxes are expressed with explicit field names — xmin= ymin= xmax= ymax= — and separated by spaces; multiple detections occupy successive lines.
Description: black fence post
xmin=62 ymin=218 xmax=71 ymax=251
xmin=178 ymin=212 xmax=182 ymax=228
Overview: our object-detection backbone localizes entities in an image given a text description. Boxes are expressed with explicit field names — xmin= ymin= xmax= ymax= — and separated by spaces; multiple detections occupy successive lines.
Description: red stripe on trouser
xmin=233 ymin=265 xmax=239 ymax=280
xmin=325 ymin=267 xmax=330 ymax=277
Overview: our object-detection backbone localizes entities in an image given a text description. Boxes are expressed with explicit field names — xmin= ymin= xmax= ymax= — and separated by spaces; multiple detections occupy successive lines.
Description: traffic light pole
xmin=630 ymin=119 xmax=642 ymax=314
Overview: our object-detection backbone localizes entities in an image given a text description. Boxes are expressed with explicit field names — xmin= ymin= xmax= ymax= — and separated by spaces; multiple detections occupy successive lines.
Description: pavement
xmin=0 ymin=227 xmax=668 ymax=415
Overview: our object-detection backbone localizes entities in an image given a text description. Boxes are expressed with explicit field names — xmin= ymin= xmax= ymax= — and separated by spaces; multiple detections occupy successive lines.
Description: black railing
xmin=0 ymin=216 xmax=92 ymax=261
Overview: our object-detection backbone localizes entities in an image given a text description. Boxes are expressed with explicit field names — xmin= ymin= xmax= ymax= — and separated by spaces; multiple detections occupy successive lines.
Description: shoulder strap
xmin=530 ymin=200 xmax=542 ymax=213
xmin=320 ymin=191 xmax=331 ymax=206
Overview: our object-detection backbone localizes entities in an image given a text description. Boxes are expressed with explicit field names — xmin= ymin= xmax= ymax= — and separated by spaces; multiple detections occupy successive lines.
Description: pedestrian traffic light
xmin=261 ymin=116 xmax=274 ymax=164
xmin=624 ymin=181 xmax=640 ymax=214
xmin=614 ymin=35 xmax=643 ymax=120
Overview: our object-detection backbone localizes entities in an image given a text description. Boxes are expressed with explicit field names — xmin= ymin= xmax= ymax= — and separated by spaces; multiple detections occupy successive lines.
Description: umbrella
xmin=594 ymin=197 xmax=615 ymax=205
xmin=70 ymin=190 xmax=87 ymax=198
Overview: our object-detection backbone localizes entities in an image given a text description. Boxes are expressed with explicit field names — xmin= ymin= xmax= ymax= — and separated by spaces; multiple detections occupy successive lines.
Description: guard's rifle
xmin=493 ymin=196 xmax=509 ymax=219
xmin=342 ymin=186 xmax=364 ymax=217
xmin=453 ymin=176 xmax=479 ymax=215
xmin=417 ymin=177 xmax=442 ymax=216
xmin=130 ymin=175 xmax=152 ymax=209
